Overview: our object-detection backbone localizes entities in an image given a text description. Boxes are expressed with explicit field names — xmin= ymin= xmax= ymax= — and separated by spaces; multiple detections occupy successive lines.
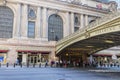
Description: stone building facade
xmin=0 ymin=0 xmax=113 ymax=65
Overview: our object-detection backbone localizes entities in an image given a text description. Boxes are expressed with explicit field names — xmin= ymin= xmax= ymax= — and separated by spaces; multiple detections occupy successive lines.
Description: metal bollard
xmin=6 ymin=63 xmax=9 ymax=67
xmin=27 ymin=63 xmax=29 ymax=68
xmin=117 ymin=65 xmax=119 ymax=67
xmin=20 ymin=63 xmax=22 ymax=68
xmin=13 ymin=63 xmax=16 ymax=68
xmin=33 ymin=63 xmax=35 ymax=68
xmin=39 ymin=63 xmax=41 ymax=68
xmin=7 ymin=63 xmax=9 ymax=67
xmin=0 ymin=63 xmax=1 ymax=68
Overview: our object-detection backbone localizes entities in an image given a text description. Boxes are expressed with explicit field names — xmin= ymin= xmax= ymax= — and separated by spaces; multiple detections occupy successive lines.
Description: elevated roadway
xmin=56 ymin=11 xmax=120 ymax=57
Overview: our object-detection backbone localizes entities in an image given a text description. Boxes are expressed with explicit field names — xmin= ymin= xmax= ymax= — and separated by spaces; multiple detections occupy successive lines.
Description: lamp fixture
xmin=66 ymin=53 xmax=68 ymax=56
xmin=86 ymin=46 xmax=94 ymax=48
xmin=104 ymin=40 xmax=114 ymax=43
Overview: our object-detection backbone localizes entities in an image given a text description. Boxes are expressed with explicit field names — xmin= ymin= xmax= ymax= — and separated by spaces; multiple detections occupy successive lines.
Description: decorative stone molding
xmin=85 ymin=30 xmax=90 ymax=38
xmin=108 ymin=1 xmax=118 ymax=13
xmin=0 ymin=0 xmax=7 ymax=6
xmin=74 ymin=13 xmax=80 ymax=27
xmin=71 ymin=0 xmax=82 ymax=5
xmin=28 ymin=6 xmax=37 ymax=20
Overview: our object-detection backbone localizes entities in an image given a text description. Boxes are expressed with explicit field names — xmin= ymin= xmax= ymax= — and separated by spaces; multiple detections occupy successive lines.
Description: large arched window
xmin=0 ymin=6 xmax=14 ymax=38
xmin=48 ymin=14 xmax=63 ymax=41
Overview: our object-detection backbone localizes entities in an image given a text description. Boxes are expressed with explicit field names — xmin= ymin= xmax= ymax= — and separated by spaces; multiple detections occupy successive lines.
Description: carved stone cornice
xmin=0 ymin=0 xmax=7 ymax=6
xmin=5 ymin=0 xmax=109 ymax=16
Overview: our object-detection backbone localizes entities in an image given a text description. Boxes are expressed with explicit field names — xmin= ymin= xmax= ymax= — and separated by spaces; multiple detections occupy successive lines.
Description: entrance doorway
xmin=28 ymin=55 xmax=38 ymax=64
xmin=41 ymin=54 xmax=49 ymax=63
xmin=17 ymin=51 xmax=50 ymax=65
xmin=28 ymin=54 xmax=39 ymax=64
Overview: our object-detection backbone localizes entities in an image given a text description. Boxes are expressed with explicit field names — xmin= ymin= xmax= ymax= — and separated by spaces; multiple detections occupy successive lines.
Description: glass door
xmin=28 ymin=55 xmax=39 ymax=64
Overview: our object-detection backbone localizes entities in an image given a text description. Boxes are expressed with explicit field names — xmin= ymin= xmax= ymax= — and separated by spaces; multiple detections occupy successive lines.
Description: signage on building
xmin=0 ymin=57 xmax=4 ymax=62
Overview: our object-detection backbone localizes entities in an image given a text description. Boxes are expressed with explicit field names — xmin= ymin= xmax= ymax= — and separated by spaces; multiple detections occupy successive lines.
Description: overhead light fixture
xmin=105 ymin=40 xmax=114 ymax=43
xmin=86 ymin=46 xmax=94 ymax=48
xmin=66 ymin=53 xmax=68 ymax=56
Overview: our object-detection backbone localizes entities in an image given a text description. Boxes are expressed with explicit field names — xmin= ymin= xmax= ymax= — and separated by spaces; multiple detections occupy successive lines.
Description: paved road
xmin=0 ymin=67 xmax=120 ymax=80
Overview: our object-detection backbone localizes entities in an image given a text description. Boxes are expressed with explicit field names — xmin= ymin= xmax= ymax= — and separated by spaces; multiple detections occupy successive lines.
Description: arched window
xmin=48 ymin=14 xmax=63 ymax=41
xmin=0 ymin=6 xmax=14 ymax=38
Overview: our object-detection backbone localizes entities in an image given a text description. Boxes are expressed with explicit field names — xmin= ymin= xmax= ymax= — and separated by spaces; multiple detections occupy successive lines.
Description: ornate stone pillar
xmin=35 ymin=7 xmax=42 ymax=39
xmin=85 ymin=15 xmax=88 ymax=26
xmin=64 ymin=12 xmax=70 ymax=37
xmin=22 ymin=53 xmax=27 ymax=65
xmin=21 ymin=4 xmax=28 ymax=39
xmin=80 ymin=14 xmax=84 ymax=29
xmin=71 ymin=12 xmax=74 ymax=33
xmin=13 ymin=3 xmax=22 ymax=38
xmin=42 ymin=7 xmax=48 ymax=41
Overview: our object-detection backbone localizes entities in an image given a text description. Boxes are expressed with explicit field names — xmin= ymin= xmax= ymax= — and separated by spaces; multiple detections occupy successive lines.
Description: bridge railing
xmin=88 ymin=11 xmax=120 ymax=29
xmin=57 ymin=11 xmax=120 ymax=45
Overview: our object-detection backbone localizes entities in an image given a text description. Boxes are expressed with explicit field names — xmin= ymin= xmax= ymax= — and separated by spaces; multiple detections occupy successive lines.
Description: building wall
xmin=0 ymin=0 xmax=110 ymax=64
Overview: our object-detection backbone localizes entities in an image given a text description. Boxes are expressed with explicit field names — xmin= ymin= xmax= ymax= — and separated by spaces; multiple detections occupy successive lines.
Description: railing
xmin=57 ymin=11 xmax=120 ymax=45
xmin=87 ymin=11 xmax=120 ymax=29
xmin=0 ymin=62 xmax=47 ymax=68
xmin=0 ymin=62 xmax=120 ymax=68
xmin=0 ymin=62 xmax=58 ymax=68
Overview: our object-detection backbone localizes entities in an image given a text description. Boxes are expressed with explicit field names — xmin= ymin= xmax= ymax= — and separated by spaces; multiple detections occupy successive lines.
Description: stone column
xmin=7 ymin=48 xmax=17 ymax=64
xmin=39 ymin=53 xmax=41 ymax=62
xmin=42 ymin=7 xmax=48 ymax=41
xmin=22 ymin=54 xmax=27 ymax=65
xmin=82 ymin=54 xmax=88 ymax=67
xmin=13 ymin=3 xmax=22 ymax=38
xmin=85 ymin=15 xmax=88 ymax=26
xmin=49 ymin=51 xmax=55 ymax=62
xmin=4 ymin=54 xmax=7 ymax=64
xmin=71 ymin=12 xmax=74 ymax=33
xmin=35 ymin=7 xmax=42 ymax=39
xmin=21 ymin=4 xmax=28 ymax=39
xmin=80 ymin=14 xmax=84 ymax=29
xmin=64 ymin=12 xmax=70 ymax=37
